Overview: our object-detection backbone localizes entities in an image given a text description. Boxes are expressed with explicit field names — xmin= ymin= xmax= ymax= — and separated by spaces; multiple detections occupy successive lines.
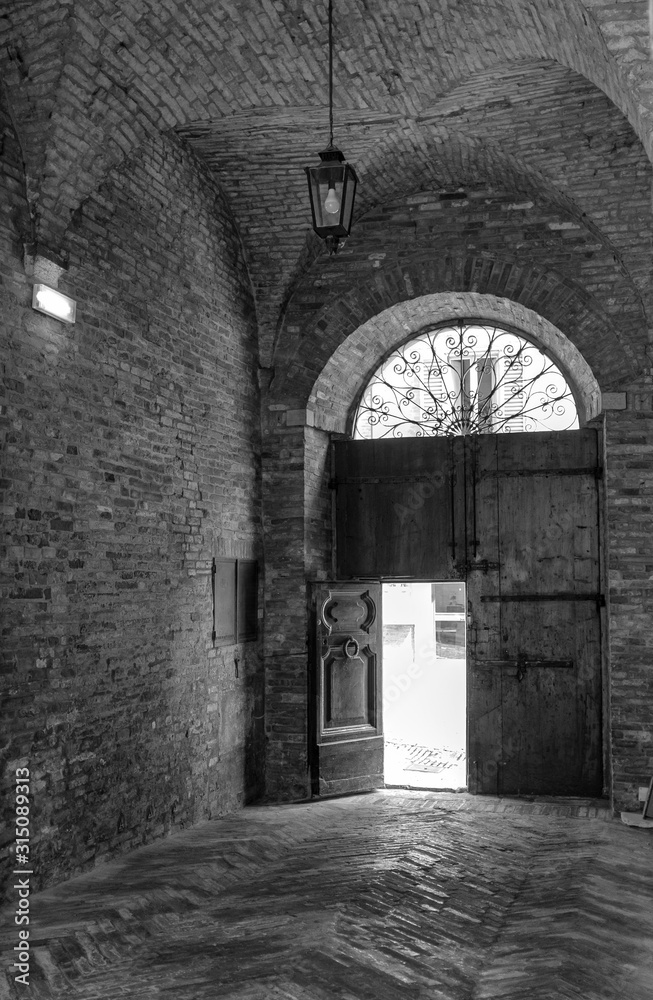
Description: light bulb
xmin=324 ymin=187 xmax=340 ymax=215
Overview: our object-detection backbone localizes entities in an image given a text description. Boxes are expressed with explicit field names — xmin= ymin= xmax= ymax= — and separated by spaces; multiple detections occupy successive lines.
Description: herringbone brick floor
xmin=1 ymin=790 xmax=652 ymax=999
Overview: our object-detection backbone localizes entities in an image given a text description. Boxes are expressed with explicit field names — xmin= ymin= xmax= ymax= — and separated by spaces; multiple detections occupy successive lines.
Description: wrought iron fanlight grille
xmin=353 ymin=322 xmax=578 ymax=440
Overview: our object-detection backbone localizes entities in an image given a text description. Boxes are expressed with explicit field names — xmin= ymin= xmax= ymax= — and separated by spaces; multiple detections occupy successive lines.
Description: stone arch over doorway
xmin=271 ymin=241 xmax=640 ymax=417
xmin=307 ymin=293 xmax=602 ymax=435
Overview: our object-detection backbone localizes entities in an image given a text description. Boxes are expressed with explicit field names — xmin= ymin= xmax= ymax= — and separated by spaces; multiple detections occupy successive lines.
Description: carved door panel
xmin=467 ymin=430 xmax=603 ymax=796
xmin=310 ymin=582 xmax=383 ymax=796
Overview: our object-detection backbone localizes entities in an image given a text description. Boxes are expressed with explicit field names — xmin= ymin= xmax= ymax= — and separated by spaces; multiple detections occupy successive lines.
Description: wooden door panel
xmin=468 ymin=658 xmax=503 ymax=794
xmin=316 ymin=741 xmax=384 ymax=797
xmin=468 ymin=429 xmax=603 ymax=796
xmin=500 ymin=663 xmax=580 ymax=795
xmin=471 ymin=433 xmax=600 ymax=592
xmin=329 ymin=428 xmax=603 ymax=798
xmin=495 ymin=601 xmax=602 ymax=795
xmin=496 ymin=475 xmax=598 ymax=594
xmin=311 ymin=582 xmax=383 ymax=796
xmin=323 ymin=640 xmax=376 ymax=733
xmin=333 ymin=437 xmax=462 ymax=580
xmin=493 ymin=428 xmax=599 ymax=473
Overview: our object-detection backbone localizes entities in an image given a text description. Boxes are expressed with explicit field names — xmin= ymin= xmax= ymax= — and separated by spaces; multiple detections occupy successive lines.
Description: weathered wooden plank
xmin=333 ymin=437 xmax=460 ymax=579
xmin=468 ymin=430 xmax=602 ymax=796
xmin=467 ymin=437 xmax=502 ymax=794
xmin=497 ymin=601 xmax=602 ymax=795
xmin=492 ymin=427 xmax=599 ymax=473
xmin=480 ymin=594 xmax=603 ymax=603
xmin=478 ymin=659 xmax=574 ymax=668
xmin=493 ymin=450 xmax=599 ymax=598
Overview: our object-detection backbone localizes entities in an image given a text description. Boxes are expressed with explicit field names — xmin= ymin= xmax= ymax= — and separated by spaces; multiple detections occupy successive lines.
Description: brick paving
xmin=1 ymin=790 xmax=651 ymax=999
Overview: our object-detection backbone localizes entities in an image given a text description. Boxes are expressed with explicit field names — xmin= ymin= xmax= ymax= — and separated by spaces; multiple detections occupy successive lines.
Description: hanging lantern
xmin=305 ymin=0 xmax=357 ymax=255
xmin=305 ymin=147 xmax=358 ymax=255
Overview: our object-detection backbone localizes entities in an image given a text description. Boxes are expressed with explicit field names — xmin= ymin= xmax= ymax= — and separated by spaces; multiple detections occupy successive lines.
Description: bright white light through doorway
xmin=383 ymin=582 xmax=467 ymax=789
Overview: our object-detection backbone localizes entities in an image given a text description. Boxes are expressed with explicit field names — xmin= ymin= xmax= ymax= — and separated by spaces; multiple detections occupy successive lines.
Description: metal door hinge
xmin=467 ymin=559 xmax=501 ymax=573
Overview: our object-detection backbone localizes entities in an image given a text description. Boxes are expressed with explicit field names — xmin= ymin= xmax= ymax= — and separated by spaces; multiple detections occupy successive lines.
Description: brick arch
xmin=271 ymin=252 xmax=637 ymax=410
xmin=0 ymin=3 xmax=68 ymax=219
xmin=283 ymin=113 xmax=604 ymax=331
xmin=269 ymin=87 xmax=650 ymax=371
xmin=2 ymin=1 xmax=650 ymax=272
xmin=307 ymin=293 xmax=601 ymax=435
xmin=217 ymin=58 xmax=650 ymax=368
xmin=274 ymin=61 xmax=653 ymax=362
xmin=348 ymin=63 xmax=648 ymax=268
xmin=0 ymin=77 xmax=33 ymax=245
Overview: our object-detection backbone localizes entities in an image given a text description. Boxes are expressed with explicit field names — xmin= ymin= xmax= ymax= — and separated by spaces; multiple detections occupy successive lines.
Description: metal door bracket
xmin=481 ymin=592 xmax=604 ymax=605
xmin=477 ymin=658 xmax=574 ymax=670
xmin=467 ymin=559 xmax=501 ymax=573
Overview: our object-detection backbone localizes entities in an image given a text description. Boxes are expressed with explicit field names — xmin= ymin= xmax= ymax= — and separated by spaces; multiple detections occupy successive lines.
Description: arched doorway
xmin=310 ymin=306 xmax=604 ymax=799
xmin=352 ymin=319 xmax=582 ymax=789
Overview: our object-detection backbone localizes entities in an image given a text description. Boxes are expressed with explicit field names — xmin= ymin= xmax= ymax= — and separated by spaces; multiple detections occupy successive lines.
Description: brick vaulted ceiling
xmin=1 ymin=1 xmax=652 ymax=379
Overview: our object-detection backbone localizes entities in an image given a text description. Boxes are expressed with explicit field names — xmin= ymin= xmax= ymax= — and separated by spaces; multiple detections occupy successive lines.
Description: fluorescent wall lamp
xmin=32 ymin=283 xmax=76 ymax=324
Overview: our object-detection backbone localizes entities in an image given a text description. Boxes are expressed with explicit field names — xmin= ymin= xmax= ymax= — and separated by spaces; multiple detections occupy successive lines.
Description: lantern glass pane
xmin=341 ymin=170 xmax=357 ymax=235
xmin=309 ymin=165 xmax=345 ymax=232
xmin=318 ymin=176 xmax=344 ymax=227
xmin=306 ymin=159 xmax=358 ymax=238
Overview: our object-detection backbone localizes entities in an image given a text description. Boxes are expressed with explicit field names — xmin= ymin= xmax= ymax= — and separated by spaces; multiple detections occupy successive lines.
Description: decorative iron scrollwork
xmin=353 ymin=321 xmax=578 ymax=439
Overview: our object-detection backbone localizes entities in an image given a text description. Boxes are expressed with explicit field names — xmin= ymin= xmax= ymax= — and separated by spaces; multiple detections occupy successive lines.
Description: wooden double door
xmin=311 ymin=429 xmax=604 ymax=798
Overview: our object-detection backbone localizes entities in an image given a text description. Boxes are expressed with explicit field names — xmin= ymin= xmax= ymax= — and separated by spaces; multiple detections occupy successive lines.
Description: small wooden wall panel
xmin=237 ymin=559 xmax=258 ymax=641
xmin=214 ymin=558 xmax=237 ymax=644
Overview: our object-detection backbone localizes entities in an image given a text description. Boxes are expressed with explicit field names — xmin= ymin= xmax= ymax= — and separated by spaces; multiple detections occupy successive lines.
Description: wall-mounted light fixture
xmin=32 ymin=283 xmax=77 ymax=323
xmin=305 ymin=0 xmax=358 ymax=255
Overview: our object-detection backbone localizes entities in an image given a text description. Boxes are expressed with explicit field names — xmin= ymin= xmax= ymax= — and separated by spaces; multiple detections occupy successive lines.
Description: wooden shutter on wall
xmin=212 ymin=557 xmax=258 ymax=645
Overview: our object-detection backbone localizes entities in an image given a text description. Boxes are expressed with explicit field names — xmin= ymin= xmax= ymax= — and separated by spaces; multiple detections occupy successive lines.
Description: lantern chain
xmin=328 ymin=0 xmax=334 ymax=147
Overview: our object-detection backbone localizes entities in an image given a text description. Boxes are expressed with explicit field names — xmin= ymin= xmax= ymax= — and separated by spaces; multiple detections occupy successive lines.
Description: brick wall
xmin=0 ymin=105 xmax=263 ymax=891
xmin=605 ymin=402 xmax=653 ymax=811
xmin=261 ymin=413 xmax=334 ymax=802
xmin=260 ymin=408 xmax=310 ymax=801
